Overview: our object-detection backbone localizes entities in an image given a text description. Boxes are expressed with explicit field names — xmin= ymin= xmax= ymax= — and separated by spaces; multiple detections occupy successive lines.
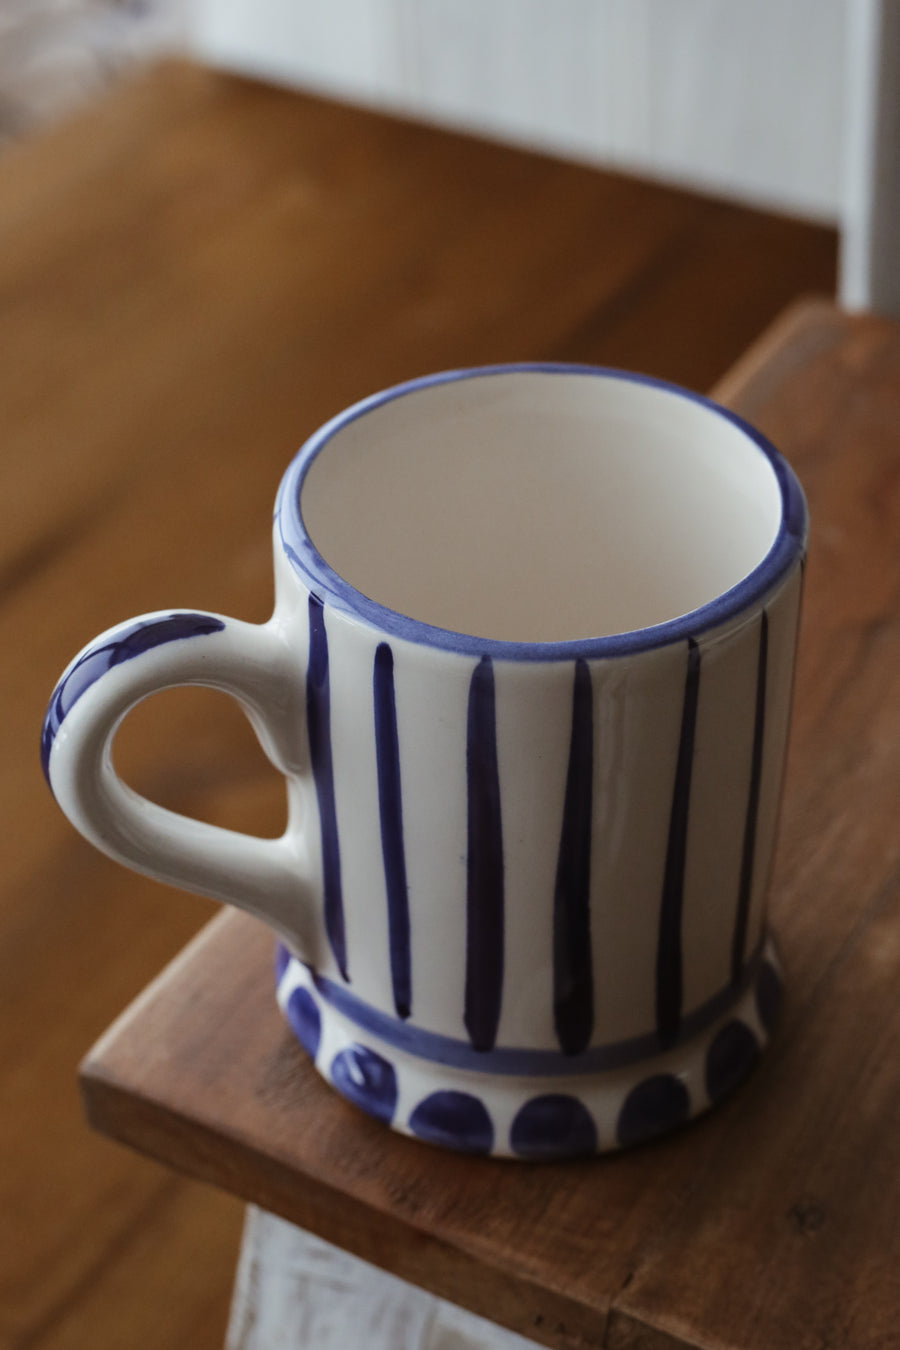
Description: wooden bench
xmin=80 ymin=296 xmax=900 ymax=1349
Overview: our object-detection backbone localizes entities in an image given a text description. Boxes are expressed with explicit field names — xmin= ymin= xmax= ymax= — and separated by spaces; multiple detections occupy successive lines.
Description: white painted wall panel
xmin=642 ymin=0 xmax=847 ymax=217
xmin=186 ymin=0 xmax=846 ymax=222
xmin=841 ymin=0 xmax=900 ymax=314
xmin=188 ymin=0 xmax=402 ymax=104
xmin=227 ymin=1206 xmax=541 ymax=1349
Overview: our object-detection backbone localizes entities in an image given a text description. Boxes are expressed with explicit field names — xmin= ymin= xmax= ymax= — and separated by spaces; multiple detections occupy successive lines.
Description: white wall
xmin=841 ymin=0 xmax=900 ymax=310
xmin=187 ymin=0 xmax=847 ymax=223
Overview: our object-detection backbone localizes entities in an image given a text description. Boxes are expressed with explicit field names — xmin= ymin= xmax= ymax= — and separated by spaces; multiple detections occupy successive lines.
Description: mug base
xmin=274 ymin=936 xmax=783 ymax=1160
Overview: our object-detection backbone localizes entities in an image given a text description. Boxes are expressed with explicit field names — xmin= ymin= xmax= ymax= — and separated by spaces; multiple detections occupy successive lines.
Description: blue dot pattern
xmin=510 ymin=1094 xmax=597 ymax=1159
xmin=705 ymin=1020 xmax=760 ymax=1103
xmin=331 ymin=1044 xmax=398 ymax=1125
xmin=287 ymin=987 xmax=322 ymax=1062
xmin=617 ymin=1073 xmax=690 ymax=1148
xmin=755 ymin=961 xmax=783 ymax=1035
xmin=409 ymin=1090 xmax=494 ymax=1154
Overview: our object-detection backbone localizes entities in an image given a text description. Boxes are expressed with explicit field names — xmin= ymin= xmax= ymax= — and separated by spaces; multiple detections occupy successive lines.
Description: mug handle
xmin=41 ymin=609 xmax=319 ymax=961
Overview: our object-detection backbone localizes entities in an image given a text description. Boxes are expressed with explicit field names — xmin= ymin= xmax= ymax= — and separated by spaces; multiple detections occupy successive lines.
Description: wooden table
xmin=3 ymin=55 xmax=871 ymax=1350
xmin=78 ymin=210 xmax=900 ymax=1350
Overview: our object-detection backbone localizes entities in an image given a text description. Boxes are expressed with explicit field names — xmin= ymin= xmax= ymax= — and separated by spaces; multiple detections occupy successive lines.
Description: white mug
xmin=43 ymin=364 xmax=806 ymax=1158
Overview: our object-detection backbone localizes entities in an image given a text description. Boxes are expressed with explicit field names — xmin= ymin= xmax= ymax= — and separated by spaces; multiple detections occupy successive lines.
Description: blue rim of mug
xmin=276 ymin=363 xmax=808 ymax=660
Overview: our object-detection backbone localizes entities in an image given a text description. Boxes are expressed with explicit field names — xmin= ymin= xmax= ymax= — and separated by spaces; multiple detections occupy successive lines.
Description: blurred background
xmin=0 ymin=0 xmax=845 ymax=219
xmin=0 ymin=0 xmax=185 ymax=149
xmin=6 ymin=0 xmax=892 ymax=313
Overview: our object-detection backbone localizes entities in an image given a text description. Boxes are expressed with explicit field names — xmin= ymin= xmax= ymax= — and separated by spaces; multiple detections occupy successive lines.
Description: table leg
xmin=225 ymin=1206 xmax=540 ymax=1349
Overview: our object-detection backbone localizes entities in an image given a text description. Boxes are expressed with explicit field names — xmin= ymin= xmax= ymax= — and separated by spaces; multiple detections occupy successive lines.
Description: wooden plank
xmin=0 ymin=58 xmax=835 ymax=1349
xmin=550 ymin=208 xmax=838 ymax=390
xmin=79 ymin=302 xmax=900 ymax=1350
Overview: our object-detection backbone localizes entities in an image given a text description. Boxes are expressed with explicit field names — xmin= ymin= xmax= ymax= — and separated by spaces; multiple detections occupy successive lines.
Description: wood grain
xmin=0 ymin=59 xmax=835 ymax=1350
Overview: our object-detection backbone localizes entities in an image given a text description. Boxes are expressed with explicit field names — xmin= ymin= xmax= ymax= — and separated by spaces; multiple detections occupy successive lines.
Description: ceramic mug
xmin=43 ymin=364 xmax=807 ymax=1159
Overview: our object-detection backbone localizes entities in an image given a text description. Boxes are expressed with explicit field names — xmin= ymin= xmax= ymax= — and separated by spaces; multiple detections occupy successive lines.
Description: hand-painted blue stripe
xmin=731 ymin=611 xmax=769 ymax=983
xmin=307 ymin=594 xmax=348 ymax=981
xmin=464 ymin=655 xmax=504 ymax=1052
xmin=274 ymin=941 xmax=292 ymax=986
xmin=373 ymin=642 xmax=412 ymax=1019
xmin=41 ymin=613 xmax=225 ymax=783
xmin=656 ymin=639 xmax=701 ymax=1048
xmin=301 ymin=937 xmax=767 ymax=1076
xmin=554 ymin=658 xmax=594 ymax=1054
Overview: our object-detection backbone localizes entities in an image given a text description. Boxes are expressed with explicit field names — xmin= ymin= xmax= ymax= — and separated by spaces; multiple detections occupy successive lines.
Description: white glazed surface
xmin=301 ymin=372 xmax=782 ymax=642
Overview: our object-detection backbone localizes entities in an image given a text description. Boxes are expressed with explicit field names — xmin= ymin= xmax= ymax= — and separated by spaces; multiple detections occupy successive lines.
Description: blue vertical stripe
xmin=554 ymin=658 xmax=595 ymax=1054
xmin=307 ymin=594 xmax=348 ymax=981
xmin=465 ymin=656 xmax=504 ymax=1052
xmin=731 ymin=610 xmax=769 ymax=984
xmin=656 ymin=638 xmax=701 ymax=1047
xmin=373 ymin=642 xmax=412 ymax=1019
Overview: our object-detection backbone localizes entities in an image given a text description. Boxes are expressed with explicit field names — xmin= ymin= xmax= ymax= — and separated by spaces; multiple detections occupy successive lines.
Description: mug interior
xmin=298 ymin=370 xmax=785 ymax=644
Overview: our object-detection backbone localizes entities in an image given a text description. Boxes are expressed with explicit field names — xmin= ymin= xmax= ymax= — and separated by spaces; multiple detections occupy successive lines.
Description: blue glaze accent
xmin=755 ymin=960 xmax=783 ymax=1035
xmin=287 ymin=987 xmax=322 ymax=1061
xmin=617 ymin=1074 xmax=691 ymax=1148
xmin=554 ymin=658 xmax=594 ymax=1054
xmin=705 ymin=1020 xmax=760 ymax=1103
xmin=41 ymin=612 xmax=225 ymax=782
xmin=373 ymin=643 xmax=412 ymax=1019
xmin=510 ymin=1095 xmax=598 ymax=1159
xmin=278 ymin=364 xmax=808 ymax=662
xmin=465 ymin=656 xmax=505 ymax=1052
xmin=732 ymin=611 xmax=769 ymax=983
xmin=307 ymin=595 xmax=348 ymax=981
xmin=331 ymin=1044 xmax=398 ymax=1125
xmin=300 ymin=938 xmax=766 ymax=1075
xmin=274 ymin=942 xmax=291 ymax=986
xmin=656 ymin=639 xmax=701 ymax=1048
xmin=408 ymin=1090 xmax=494 ymax=1154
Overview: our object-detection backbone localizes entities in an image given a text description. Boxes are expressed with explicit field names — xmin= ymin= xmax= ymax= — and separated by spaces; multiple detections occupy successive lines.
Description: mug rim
xmin=276 ymin=363 xmax=808 ymax=660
